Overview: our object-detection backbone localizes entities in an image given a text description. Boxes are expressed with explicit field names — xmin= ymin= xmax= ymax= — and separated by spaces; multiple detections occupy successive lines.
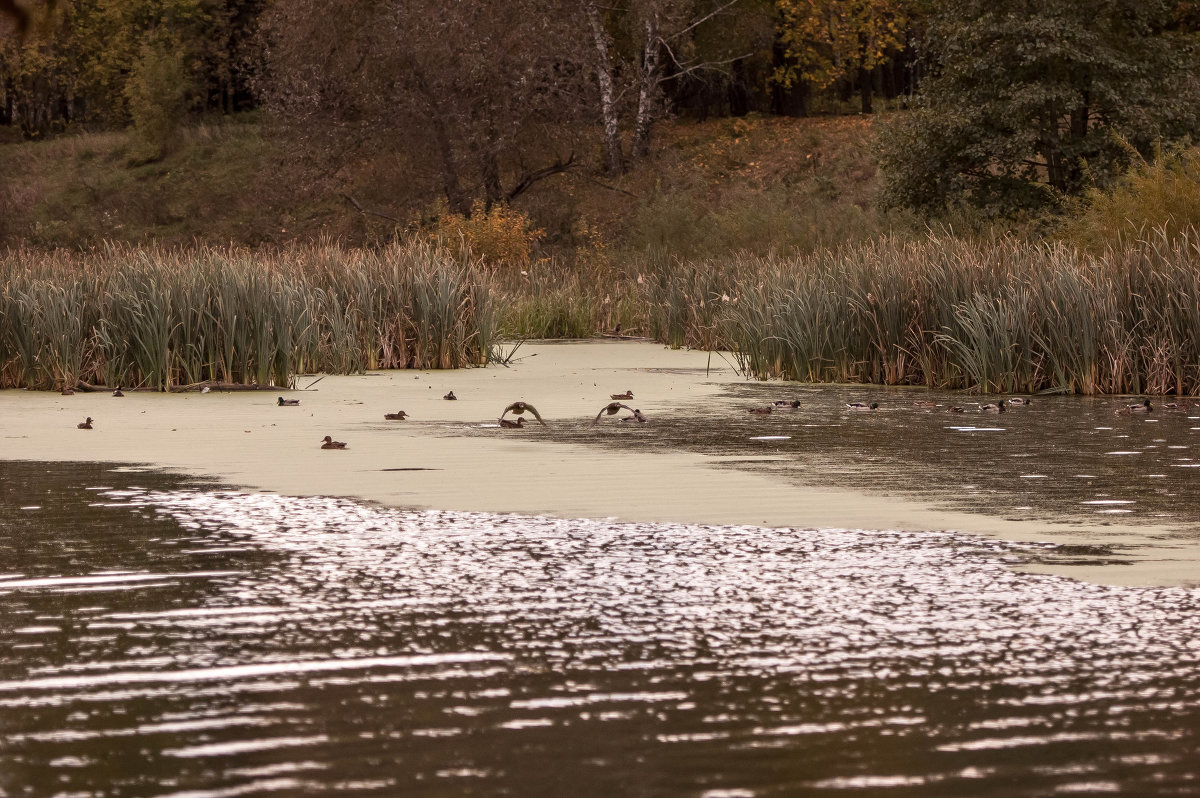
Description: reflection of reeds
xmin=0 ymin=239 xmax=493 ymax=389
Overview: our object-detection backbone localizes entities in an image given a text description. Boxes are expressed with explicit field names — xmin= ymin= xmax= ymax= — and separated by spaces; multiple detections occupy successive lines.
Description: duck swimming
xmin=773 ymin=399 xmax=802 ymax=409
xmin=1007 ymin=397 xmax=1031 ymax=406
xmin=384 ymin=410 xmax=408 ymax=420
xmin=1116 ymin=399 xmax=1153 ymax=415
xmin=278 ymin=396 xmax=301 ymax=406
xmin=980 ymin=400 xmax=1006 ymax=413
xmin=77 ymin=417 xmax=93 ymax=429
xmin=112 ymin=386 xmax=124 ymax=397
xmin=621 ymin=409 xmax=648 ymax=423
xmin=321 ymin=435 xmax=348 ymax=449
xmin=948 ymin=406 xmax=965 ymax=413
xmin=444 ymin=391 xmax=457 ymax=401
xmin=846 ymin=402 xmax=879 ymax=411
xmin=499 ymin=417 xmax=527 ymax=429
xmin=747 ymin=407 xmax=773 ymax=415
xmin=611 ymin=391 xmax=633 ymax=400
xmin=499 ymin=400 xmax=547 ymax=427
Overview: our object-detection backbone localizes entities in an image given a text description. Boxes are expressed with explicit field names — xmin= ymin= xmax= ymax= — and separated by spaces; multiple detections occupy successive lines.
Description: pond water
xmin=536 ymin=383 xmax=1200 ymax=541
xmin=3 ymin=459 xmax=1200 ymax=796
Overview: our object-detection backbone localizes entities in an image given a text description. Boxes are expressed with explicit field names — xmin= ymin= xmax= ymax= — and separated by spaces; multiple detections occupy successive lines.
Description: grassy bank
xmin=0 ymin=240 xmax=493 ymax=390
xmin=0 ymin=114 xmax=886 ymax=255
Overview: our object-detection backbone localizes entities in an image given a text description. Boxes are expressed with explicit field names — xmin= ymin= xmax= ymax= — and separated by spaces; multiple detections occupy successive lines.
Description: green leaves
xmin=879 ymin=0 xmax=1200 ymax=215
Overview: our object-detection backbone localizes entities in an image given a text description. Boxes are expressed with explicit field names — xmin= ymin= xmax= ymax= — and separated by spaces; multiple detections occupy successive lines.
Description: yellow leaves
xmin=774 ymin=0 xmax=911 ymax=88
xmin=432 ymin=200 xmax=543 ymax=267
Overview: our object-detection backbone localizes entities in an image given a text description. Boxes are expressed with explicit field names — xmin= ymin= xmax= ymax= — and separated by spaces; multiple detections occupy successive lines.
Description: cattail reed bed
xmin=720 ymin=232 xmax=1200 ymax=395
xmin=7 ymin=232 xmax=1200 ymax=396
xmin=0 ymin=240 xmax=494 ymax=390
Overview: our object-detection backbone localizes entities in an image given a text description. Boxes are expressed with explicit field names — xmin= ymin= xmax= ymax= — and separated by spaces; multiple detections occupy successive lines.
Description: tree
xmin=584 ymin=0 xmax=759 ymax=172
xmin=124 ymin=37 xmax=193 ymax=158
xmin=878 ymin=0 xmax=1200 ymax=215
xmin=261 ymin=0 xmax=586 ymax=217
xmin=585 ymin=0 xmax=625 ymax=174
xmin=1 ymin=0 xmax=256 ymax=136
xmin=775 ymin=0 xmax=912 ymax=114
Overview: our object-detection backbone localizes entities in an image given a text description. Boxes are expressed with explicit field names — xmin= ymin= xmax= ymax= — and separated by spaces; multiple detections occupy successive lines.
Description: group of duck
xmin=68 ymin=385 xmax=1174 ymax=446
xmin=745 ymin=395 xmax=1169 ymax=416
xmin=290 ymin=389 xmax=646 ymax=449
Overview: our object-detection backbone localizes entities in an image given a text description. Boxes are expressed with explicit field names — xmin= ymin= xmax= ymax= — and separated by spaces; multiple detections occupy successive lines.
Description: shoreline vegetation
xmin=6 ymin=229 xmax=1200 ymax=396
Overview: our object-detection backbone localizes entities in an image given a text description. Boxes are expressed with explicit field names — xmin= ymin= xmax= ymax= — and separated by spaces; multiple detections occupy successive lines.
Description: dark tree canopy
xmin=261 ymin=0 xmax=589 ymax=216
xmin=878 ymin=0 xmax=1200 ymax=215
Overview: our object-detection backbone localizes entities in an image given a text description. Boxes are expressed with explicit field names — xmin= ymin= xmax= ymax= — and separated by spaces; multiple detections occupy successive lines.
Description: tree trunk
xmin=1070 ymin=89 xmax=1090 ymax=141
xmin=728 ymin=58 xmax=749 ymax=117
xmin=859 ymin=66 xmax=872 ymax=114
xmin=410 ymin=63 xmax=471 ymax=216
xmin=631 ymin=11 xmax=660 ymax=160
xmin=479 ymin=148 xmax=503 ymax=212
xmin=585 ymin=1 xmax=624 ymax=175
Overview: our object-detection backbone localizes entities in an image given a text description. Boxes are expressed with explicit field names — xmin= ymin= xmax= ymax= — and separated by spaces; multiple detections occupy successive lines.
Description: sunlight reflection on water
xmin=2 ymin=462 xmax=1200 ymax=796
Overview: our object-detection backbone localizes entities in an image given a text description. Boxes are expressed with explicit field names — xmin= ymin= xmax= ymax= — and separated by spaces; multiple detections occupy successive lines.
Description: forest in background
xmin=3 ymin=0 xmax=1199 ymax=255
xmin=7 ymin=0 xmax=1200 ymax=394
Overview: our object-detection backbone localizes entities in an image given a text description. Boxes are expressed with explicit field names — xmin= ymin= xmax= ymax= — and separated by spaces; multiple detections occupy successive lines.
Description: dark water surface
xmin=537 ymin=383 xmax=1200 ymax=541
xmin=3 ymin=460 xmax=1200 ymax=797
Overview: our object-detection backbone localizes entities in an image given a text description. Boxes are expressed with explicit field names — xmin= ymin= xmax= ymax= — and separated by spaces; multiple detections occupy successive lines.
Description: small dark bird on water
xmin=611 ymin=390 xmax=633 ymax=400
xmin=77 ymin=417 xmax=93 ymax=429
xmin=847 ymin=402 xmax=879 ymax=411
xmin=321 ymin=435 xmax=347 ymax=449
xmin=773 ymin=399 xmax=802 ymax=409
xmin=278 ymin=396 xmax=300 ymax=406
xmin=112 ymin=386 xmax=124 ymax=397
xmin=621 ymin=409 xmax=648 ymax=423
xmin=384 ymin=410 xmax=408 ymax=420
xmin=500 ymin=401 xmax=546 ymax=425
xmin=444 ymin=391 xmax=457 ymax=400
xmin=499 ymin=417 xmax=527 ymax=429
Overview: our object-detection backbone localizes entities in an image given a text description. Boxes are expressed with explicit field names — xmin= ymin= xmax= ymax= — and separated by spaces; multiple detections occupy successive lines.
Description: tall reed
xmin=7 ymin=229 xmax=1200 ymax=396
xmin=721 ymin=230 xmax=1200 ymax=395
xmin=0 ymin=239 xmax=494 ymax=390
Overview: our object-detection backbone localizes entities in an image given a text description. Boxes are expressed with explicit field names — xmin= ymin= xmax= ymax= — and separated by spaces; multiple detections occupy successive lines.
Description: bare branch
xmin=340 ymin=193 xmax=402 ymax=223
xmin=664 ymin=0 xmax=741 ymax=42
xmin=582 ymin=174 xmax=638 ymax=198
xmin=658 ymin=52 xmax=755 ymax=83
xmin=505 ymin=153 xmax=576 ymax=203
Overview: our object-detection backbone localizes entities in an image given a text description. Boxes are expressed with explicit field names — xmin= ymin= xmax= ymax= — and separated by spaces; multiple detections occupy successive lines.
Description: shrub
xmin=432 ymin=201 xmax=544 ymax=266
xmin=1059 ymin=146 xmax=1200 ymax=252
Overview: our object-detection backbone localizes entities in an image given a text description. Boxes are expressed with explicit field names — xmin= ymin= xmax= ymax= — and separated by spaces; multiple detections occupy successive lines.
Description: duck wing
xmin=502 ymin=402 xmax=547 ymax=425
xmin=592 ymin=403 xmax=633 ymax=425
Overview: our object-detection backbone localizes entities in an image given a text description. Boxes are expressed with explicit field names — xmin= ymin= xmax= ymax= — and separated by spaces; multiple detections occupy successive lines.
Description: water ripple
xmin=2 ymin=464 xmax=1200 ymax=796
